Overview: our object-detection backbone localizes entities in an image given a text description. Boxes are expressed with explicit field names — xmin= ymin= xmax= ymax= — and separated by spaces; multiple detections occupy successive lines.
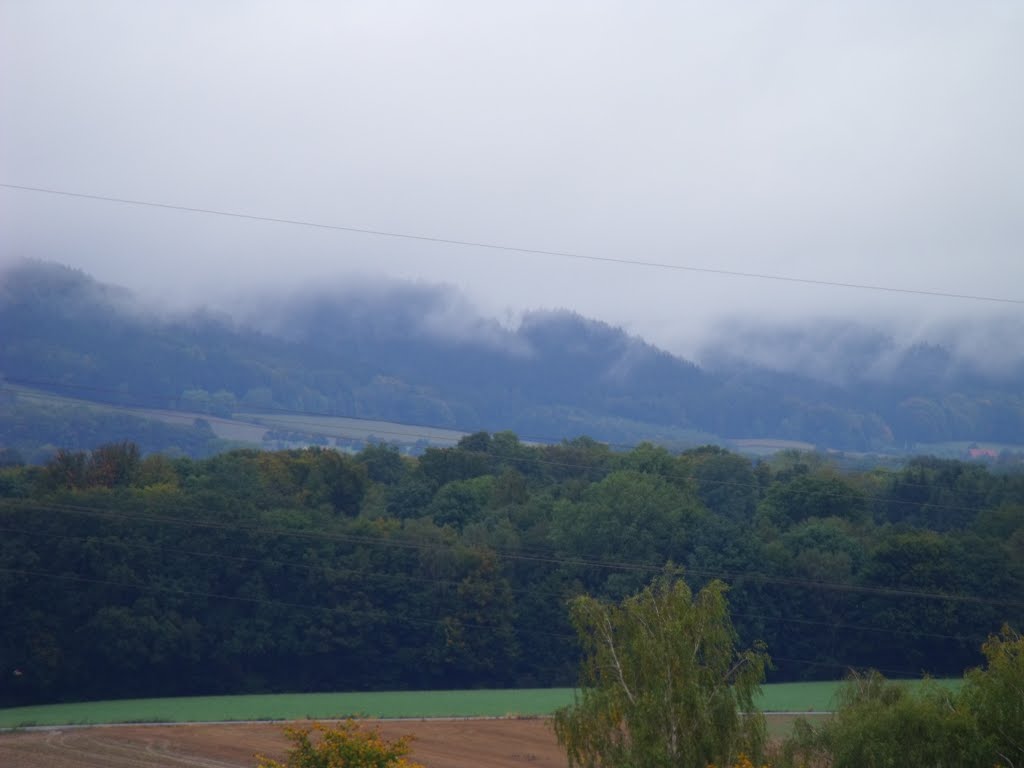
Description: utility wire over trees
xmin=2 ymin=438 xmax=1022 ymax=706
xmin=554 ymin=572 xmax=769 ymax=768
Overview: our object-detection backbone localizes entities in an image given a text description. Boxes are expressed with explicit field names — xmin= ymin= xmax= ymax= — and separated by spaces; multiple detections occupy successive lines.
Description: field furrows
xmin=0 ymin=720 xmax=570 ymax=768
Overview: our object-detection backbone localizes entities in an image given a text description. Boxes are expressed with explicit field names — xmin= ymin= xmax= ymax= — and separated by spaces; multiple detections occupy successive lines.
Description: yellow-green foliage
xmin=708 ymin=754 xmax=773 ymax=768
xmin=256 ymin=719 xmax=424 ymax=768
xmin=554 ymin=573 xmax=769 ymax=768
xmin=779 ymin=628 xmax=1024 ymax=768
xmin=962 ymin=626 xmax=1024 ymax=768
xmin=792 ymin=672 xmax=982 ymax=767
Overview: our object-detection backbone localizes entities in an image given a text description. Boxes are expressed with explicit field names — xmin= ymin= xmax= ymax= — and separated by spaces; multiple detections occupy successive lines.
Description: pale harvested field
xmin=0 ymin=719 xmax=568 ymax=768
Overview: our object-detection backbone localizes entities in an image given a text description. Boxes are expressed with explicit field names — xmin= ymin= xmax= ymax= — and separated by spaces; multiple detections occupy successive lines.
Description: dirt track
xmin=0 ymin=719 xmax=569 ymax=768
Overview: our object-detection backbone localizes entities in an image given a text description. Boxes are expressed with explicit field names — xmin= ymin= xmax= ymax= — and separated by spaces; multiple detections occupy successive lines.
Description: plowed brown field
xmin=0 ymin=719 xmax=569 ymax=768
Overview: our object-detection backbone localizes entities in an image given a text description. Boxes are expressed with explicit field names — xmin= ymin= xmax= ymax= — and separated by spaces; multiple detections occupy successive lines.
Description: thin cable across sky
xmin=3 ymin=182 xmax=1022 ymax=306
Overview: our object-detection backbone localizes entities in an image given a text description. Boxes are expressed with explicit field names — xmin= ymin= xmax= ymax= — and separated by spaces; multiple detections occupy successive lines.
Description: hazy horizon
xmin=6 ymin=256 xmax=1024 ymax=384
xmin=2 ymin=3 xmax=1022 ymax=360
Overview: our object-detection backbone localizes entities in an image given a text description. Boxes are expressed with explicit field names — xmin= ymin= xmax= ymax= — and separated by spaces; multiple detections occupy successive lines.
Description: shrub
xmin=962 ymin=626 xmax=1024 ymax=768
xmin=256 ymin=719 xmax=425 ymax=768
xmin=778 ymin=671 xmax=985 ymax=768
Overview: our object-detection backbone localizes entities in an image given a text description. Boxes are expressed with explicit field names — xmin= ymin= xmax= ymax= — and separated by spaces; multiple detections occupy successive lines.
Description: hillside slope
xmin=2 ymin=260 xmax=1022 ymax=458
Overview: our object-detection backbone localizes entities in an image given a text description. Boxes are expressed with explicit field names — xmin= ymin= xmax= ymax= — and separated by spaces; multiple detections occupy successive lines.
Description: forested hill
xmin=2 ymin=260 xmax=1023 ymax=457
xmin=1 ymin=438 xmax=1022 ymax=706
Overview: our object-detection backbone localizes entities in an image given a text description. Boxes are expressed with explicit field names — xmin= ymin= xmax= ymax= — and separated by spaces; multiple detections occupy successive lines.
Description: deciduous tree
xmin=553 ymin=574 xmax=769 ymax=768
xmin=963 ymin=626 xmax=1024 ymax=768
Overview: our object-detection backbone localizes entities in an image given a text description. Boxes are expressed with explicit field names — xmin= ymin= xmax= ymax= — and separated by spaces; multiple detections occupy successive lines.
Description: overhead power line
xmin=5 ymin=498 xmax=1022 ymax=610
xmin=0 ymin=522 xmax=989 ymax=646
xmin=0 ymin=565 xmax=576 ymax=642
xmin=3 ymin=182 xmax=1022 ymax=305
xmin=0 ymin=564 xmax=953 ymax=679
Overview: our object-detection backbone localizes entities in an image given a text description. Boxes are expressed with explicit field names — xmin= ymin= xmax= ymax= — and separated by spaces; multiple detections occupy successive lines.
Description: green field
xmin=0 ymin=680 xmax=960 ymax=728
xmin=0 ymin=689 xmax=570 ymax=728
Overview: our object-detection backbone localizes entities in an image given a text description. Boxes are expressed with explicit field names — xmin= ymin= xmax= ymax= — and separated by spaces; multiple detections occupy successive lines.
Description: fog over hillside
xmin=4 ymin=258 xmax=1020 ymax=389
xmin=231 ymin=267 xmax=1024 ymax=390
xmin=2 ymin=260 xmax=1022 ymax=460
xmin=697 ymin=316 xmax=1024 ymax=385
xmin=3 ymin=3 xmax=1022 ymax=362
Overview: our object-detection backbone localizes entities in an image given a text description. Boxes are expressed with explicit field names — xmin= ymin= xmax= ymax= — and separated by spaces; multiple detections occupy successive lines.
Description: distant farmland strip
xmin=4 ymin=384 xmax=469 ymax=448
xmin=729 ymin=438 xmax=816 ymax=454
xmin=236 ymin=411 xmax=467 ymax=445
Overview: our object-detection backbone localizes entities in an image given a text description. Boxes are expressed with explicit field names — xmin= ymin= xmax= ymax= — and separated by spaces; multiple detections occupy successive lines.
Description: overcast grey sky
xmin=2 ymin=1 xmax=1022 ymax=356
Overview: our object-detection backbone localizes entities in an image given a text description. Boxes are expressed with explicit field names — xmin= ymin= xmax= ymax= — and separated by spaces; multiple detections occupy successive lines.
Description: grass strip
xmin=0 ymin=679 xmax=959 ymax=729
xmin=0 ymin=689 xmax=573 ymax=728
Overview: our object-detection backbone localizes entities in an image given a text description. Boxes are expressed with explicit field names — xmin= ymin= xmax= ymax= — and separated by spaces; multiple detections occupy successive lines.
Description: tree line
xmin=1 ymin=435 xmax=1022 ymax=707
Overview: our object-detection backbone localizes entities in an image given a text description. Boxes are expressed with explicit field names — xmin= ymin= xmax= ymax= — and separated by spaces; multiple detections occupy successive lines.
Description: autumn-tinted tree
xmin=257 ymin=720 xmax=424 ymax=768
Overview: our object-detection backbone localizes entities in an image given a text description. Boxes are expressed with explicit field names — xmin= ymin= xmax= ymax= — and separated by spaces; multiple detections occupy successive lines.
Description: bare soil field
xmin=0 ymin=719 xmax=569 ymax=768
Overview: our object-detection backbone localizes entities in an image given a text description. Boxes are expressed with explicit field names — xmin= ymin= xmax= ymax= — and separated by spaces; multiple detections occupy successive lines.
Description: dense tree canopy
xmin=1 ymin=437 xmax=1022 ymax=708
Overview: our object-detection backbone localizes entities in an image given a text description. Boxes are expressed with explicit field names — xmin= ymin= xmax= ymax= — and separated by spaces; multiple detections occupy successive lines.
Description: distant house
xmin=968 ymin=447 xmax=998 ymax=459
